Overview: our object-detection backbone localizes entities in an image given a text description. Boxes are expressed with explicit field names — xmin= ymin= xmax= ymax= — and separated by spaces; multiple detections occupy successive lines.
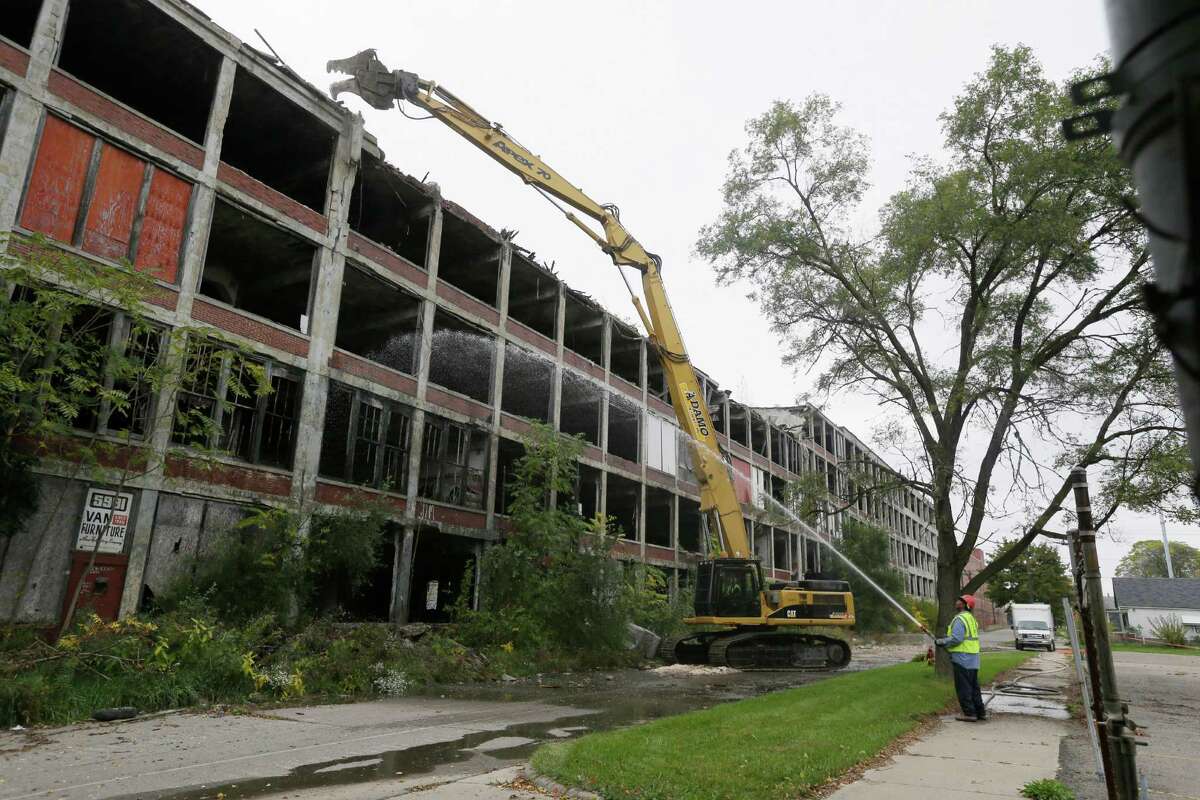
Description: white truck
xmin=1006 ymin=603 xmax=1056 ymax=651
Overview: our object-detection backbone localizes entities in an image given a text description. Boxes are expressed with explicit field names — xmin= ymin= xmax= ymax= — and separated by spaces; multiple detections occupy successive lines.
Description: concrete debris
xmin=650 ymin=663 xmax=737 ymax=676
xmin=626 ymin=622 xmax=661 ymax=659
xmin=395 ymin=623 xmax=432 ymax=640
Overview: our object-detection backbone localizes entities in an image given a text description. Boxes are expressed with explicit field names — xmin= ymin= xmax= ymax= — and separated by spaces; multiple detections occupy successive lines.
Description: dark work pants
xmin=952 ymin=661 xmax=986 ymax=718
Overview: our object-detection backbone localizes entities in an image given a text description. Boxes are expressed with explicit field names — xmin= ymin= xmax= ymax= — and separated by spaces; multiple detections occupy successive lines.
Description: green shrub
xmin=628 ymin=565 xmax=694 ymax=639
xmin=159 ymin=509 xmax=302 ymax=622
xmin=1150 ymin=614 xmax=1188 ymax=646
xmin=456 ymin=424 xmax=636 ymax=670
xmin=1021 ymin=779 xmax=1075 ymax=800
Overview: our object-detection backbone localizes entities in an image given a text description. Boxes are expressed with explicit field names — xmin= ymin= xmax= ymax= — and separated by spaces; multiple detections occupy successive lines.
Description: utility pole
xmin=1071 ymin=466 xmax=1141 ymax=800
xmin=1159 ymin=517 xmax=1175 ymax=579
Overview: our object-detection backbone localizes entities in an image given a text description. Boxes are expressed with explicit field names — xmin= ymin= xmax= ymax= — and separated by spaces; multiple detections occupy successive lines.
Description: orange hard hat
xmin=958 ymin=594 xmax=976 ymax=610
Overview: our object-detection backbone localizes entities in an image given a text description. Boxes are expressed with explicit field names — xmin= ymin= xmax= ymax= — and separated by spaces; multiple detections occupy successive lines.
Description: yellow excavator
xmin=328 ymin=51 xmax=856 ymax=670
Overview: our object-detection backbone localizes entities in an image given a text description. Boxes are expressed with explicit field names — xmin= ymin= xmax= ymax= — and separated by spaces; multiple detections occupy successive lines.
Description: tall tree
xmin=1115 ymin=539 xmax=1200 ymax=579
xmin=827 ymin=519 xmax=906 ymax=632
xmin=698 ymin=46 xmax=1187 ymax=671
xmin=983 ymin=539 xmax=1073 ymax=624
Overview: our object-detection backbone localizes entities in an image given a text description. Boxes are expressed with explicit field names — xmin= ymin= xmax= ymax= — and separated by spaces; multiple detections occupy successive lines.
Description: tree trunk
xmin=934 ymin=557 xmax=960 ymax=677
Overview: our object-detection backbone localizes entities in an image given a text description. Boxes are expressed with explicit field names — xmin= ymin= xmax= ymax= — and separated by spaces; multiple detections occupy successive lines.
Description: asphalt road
xmin=1058 ymin=649 xmax=1200 ymax=800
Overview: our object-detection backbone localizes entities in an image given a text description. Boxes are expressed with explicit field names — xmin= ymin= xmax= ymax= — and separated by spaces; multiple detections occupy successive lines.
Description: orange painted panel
xmin=134 ymin=168 xmax=191 ymax=283
xmin=19 ymin=116 xmax=96 ymax=242
xmin=82 ymin=144 xmax=145 ymax=261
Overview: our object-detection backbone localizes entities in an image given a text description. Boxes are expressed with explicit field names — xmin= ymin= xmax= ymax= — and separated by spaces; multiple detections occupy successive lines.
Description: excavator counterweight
xmin=328 ymin=51 xmax=855 ymax=671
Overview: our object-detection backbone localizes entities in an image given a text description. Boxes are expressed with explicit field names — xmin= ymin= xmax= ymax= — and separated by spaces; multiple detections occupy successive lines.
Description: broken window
xmin=559 ymin=370 xmax=601 ymax=445
xmin=12 ymin=292 xmax=165 ymax=440
xmin=221 ymin=66 xmax=335 ymax=211
xmin=418 ymin=414 xmax=488 ymax=509
xmin=347 ymin=153 xmax=432 ymax=266
xmin=750 ymin=412 xmax=769 ymax=457
xmin=679 ymin=498 xmax=702 ymax=553
xmin=754 ymin=525 xmax=771 ymax=566
xmin=437 ymin=212 xmax=500 ymax=307
xmin=770 ymin=426 xmax=785 ymax=467
xmin=728 ymin=402 xmax=749 ymax=447
xmin=606 ymin=473 xmax=640 ymax=541
xmin=707 ymin=386 xmax=727 ymax=437
xmin=428 ymin=309 xmax=493 ymax=403
xmin=607 ymin=393 xmax=640 ymax=463
xmin=806 ymin=539 xmax=820 ymax=576
xmin=171 ymin=339 xmax=302 ymax=469
xmin=56 ymin=0 xmax=220 ymax=144
xmin=644 ymin=414 xmax=677 ymax=474
xmin=19 ymin=116 xmax=193 ymax=282
xmin=507 ymin=253 xmax=558 ymax=339
xmin=565 ymin=464 xmax=601 ymax=521
xmin=609 ymin=321 xmax=641 ymax=386
xmin=1 ymin=0 xmax=40 ymax=48
xmin=493 ymin=437 xmax=524 ymax=515
xmin=407 ymin=528 xmax=478 ymax=623
xmin=501 ymin=342 xmax=553 ymax=422
xmin=563 ymin=290 xmax=603 ymax=364
xmin=336 ymin=265 xmax=421 ymax=374
xmin=771 ymin=475 xmax=788 ymax=506
xmin=676 ymin=428 xmax=698 ymax=484
xmin=645 ymin=487 xmax=672 ymax=548
xmin=201 ymin=200 xmax=316 ymax=331
xmin=319 ymin=383 xmax=413 ymax=492
xmin=646 ymin=352 xmax=670 ymax=405
xmin=773 ymin=529 xmax=789 ymax=574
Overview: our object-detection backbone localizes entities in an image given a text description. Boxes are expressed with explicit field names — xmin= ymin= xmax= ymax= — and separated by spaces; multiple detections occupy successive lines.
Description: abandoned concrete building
xmin=0 ymin=0 xmax=938 ymax=628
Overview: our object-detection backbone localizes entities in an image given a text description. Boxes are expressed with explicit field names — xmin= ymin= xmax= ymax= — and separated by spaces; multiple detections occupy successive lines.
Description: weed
xmin=1021 ymin=779 xmax=1076 ymax=800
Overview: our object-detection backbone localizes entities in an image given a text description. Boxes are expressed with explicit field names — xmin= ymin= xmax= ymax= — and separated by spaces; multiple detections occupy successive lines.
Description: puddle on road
xmin=141 ymin=669 xmax=847 ymax=800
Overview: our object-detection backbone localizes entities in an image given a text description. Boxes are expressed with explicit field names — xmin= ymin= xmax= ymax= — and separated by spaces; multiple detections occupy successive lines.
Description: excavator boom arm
xmin=328 ymin=50 xmax=751 ymax=558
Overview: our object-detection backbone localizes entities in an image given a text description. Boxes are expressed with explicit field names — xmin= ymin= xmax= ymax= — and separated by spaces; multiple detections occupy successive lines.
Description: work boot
xmin=954 ymin=714 xmax=977 ymax=722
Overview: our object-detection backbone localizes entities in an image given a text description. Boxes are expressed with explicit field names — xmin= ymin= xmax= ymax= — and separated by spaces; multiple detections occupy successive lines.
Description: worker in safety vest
xmin=935 ymin=594 xmax=985 ymax=722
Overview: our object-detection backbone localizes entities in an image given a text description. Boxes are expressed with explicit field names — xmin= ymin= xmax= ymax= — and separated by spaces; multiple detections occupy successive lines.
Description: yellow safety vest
xmin=946 ymin=612 xmax=980 ymax=654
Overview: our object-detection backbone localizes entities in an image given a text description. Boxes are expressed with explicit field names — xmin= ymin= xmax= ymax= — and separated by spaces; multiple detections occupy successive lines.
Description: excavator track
xmin=707 ymin=631 xmax=851 ymax=671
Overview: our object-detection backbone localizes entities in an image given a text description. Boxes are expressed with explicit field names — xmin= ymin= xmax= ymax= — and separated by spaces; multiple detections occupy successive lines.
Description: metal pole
xmin=1159 ymin=517 xmax=1175 ymax=579
xmin=1072 ymin=529 xmax=1119 ymax=800
xmin=1063 ymin=595 xmax=1105 ymax=780
xmin=1072 ymin=466 xmax=1141 ymax=800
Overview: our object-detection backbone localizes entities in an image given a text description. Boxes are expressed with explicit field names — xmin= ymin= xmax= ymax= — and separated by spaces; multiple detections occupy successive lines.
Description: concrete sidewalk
xmin=828 ymin=652 xmax=1072 ymax=800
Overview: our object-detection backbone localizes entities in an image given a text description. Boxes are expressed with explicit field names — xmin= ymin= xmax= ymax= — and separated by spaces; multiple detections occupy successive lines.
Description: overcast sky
xmin=194 ymin=0 xmax=1200 ymax=585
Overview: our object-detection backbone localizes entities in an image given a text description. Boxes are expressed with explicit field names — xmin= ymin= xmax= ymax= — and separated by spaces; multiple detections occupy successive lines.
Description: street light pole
xmin=1159 ymin=516 xmax=1175 ymax=579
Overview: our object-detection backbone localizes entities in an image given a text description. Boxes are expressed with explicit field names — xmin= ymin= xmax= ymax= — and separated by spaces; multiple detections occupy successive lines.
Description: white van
xmin=1007 ymin=603 xmax=1056 ymax=651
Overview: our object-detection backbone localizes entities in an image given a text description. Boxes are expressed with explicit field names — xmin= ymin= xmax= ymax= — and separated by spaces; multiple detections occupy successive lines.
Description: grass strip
xmin=532 ymin=651 xmax=1033 ymax=800
xmin=1110 ymin=642 xmax=1200 ymax=657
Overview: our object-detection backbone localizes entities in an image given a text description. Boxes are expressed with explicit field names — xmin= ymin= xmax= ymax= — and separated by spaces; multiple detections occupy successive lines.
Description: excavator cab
xmin=694 ymin=558 xmax=763 ymax=619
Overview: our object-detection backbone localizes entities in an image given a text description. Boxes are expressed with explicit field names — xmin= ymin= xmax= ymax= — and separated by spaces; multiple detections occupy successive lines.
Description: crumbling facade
xmin=0 ymin=0 xmax=936 ymax=628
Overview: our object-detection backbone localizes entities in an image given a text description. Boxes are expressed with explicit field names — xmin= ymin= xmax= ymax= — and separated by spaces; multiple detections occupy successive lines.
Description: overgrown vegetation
xmin=450 ymin=423 xmax=681 ymax=671
xmin=1 ymin=423 xmax=695 ymax=727
xmin=532 ymin=651 xmax=1033 ymax=800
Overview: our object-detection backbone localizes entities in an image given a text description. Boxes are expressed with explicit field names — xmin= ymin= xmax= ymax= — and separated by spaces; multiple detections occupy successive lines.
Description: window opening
xmin=57 ymin=0 xmax=220 ymax=143
xmin=418 ymin=414 xmax=488 ymax=509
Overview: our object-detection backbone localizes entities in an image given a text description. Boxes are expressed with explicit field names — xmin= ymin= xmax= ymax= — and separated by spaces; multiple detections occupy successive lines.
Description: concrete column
xmin=0 ymin=0 xmax=68 ymax=231
xmin=598 ymin=314 xmax=611 ymax=521
xmin=485 ymin=243 xmax=511 ymax=528
xmin=290 ymin=114 xmax=363 ymax=503
xmin=118 ymin=489 xmax=159 ymax=616
xmin=393 ymin=194 xmax=443 ymax=624
xmin=551 ymin=282 xmax=565 ymax=429
xmin=174 ymin=55 xmax=236 ymax=320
